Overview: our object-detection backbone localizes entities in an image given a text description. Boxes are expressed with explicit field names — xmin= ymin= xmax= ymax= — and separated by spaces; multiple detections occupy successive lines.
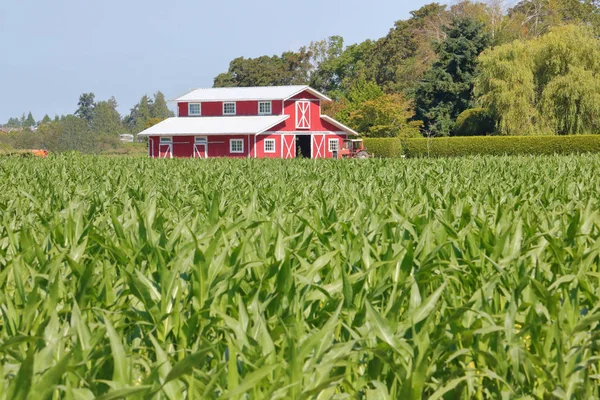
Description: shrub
xmin=404 ymin=135 xmax=600 ymax=157
xmin=363 ymin=138 xmax=403 ymax=158
xmin=454 ymin=108 xmax=495 ymax=136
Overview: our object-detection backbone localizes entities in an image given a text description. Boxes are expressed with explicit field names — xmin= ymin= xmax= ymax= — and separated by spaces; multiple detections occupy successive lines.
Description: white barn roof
xmin=174 ymin=85 xmax=331 ymax=102
xmin=137 ymin=115 xmax=289 ymax=136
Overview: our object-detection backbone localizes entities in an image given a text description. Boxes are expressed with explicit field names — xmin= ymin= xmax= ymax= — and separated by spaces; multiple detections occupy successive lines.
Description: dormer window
xmin=258 ymin=101 xmax=272 ymax=115
xmin=189 ymin=103 xmax=201 ymax=116
xmin=223 ymin=102 xmax=236 ymax=115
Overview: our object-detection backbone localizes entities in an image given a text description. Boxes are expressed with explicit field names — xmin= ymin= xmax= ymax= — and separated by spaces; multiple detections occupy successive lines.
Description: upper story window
xmin=189 ymin=103 xmax=201 ymax=116
xmin=195 ymin=136 xmax=208 ymax=144
xmin=223 ymin=102 xmax=236 ymax=115
xmin=259 ymin=101 xmax=272 ymax=115
xmin=160 ymin=137 xmax=172 ymax=144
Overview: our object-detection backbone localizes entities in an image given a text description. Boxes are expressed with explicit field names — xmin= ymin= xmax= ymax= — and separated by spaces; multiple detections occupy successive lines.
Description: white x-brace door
xmin=159 ymin=144 xmax=173 ymax=158
xmin=295 ymin=101 xmax=311 ymax=129
xmin=194 ymin=144 xmax=207 ymax=158
xmin=283 ymin=135 xmax=295 ymax=159
xmin=313 ymin=135 xmax=326 ymax=159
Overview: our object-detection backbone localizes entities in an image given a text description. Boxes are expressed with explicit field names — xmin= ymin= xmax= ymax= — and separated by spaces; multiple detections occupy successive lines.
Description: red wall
xmin=177 ymin=101 xmax=284 ymax=117
xmin=311 ymin=134 xmax=346 ymax=159
xmin=255 ymin=134 xmax=282 ymax=159
xmin=149 ymin=133 xmax=346 ymax=159
xmin=178 ymin=103 xmax=188 ymax=117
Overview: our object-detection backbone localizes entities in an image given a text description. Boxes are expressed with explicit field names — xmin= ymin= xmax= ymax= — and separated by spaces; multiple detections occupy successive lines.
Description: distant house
xmin=0 ymin=127 xmax=20 ymax=133
xmin=119 ymin=133 xmax=134 ymax=143
xmin=137 ymin=85 xmax=358 ymax=159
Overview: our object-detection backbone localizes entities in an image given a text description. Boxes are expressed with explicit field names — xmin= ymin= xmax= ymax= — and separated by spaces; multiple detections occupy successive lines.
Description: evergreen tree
xmin=150 ymin=91 xmax=172 ymax=119
xmin=41 ymin=114 xmax=52 ymax=125
xmin=54 ymin=115 xmax=60 ymax=123
xmin=75 ymin=93 xmax=96 ymax=123
xmin=6 ymin=117 xmax=21 ymax=128
xmin=23 ymin=112 xmax=36 ymax=128
xmin=414 ymin=17 xmax=491 ymax=136
xmin=126 ymin=95 xmax=152 ymax=133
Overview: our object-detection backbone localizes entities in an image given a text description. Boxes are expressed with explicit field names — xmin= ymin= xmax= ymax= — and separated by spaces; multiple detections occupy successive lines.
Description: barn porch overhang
xmin=137 ymin=115 xmax=290 ymax=137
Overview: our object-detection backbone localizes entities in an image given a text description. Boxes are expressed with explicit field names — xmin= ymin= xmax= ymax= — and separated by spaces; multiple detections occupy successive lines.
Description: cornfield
xmin=1 ymin=154 xmax=600 ymax=399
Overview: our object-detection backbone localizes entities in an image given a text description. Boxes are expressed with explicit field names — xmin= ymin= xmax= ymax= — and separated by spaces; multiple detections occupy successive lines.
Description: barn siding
xmin=178 ymin=103 xmax=188 ymax=117
xmin=206 ymin=135 xmax=252 ymax=158
xmin=172 ymin=136 xmax=195 ymax=158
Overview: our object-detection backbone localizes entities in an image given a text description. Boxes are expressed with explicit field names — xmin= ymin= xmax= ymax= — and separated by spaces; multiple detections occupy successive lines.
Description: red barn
xmin=138 ymin=85 xmax=359 ymax=159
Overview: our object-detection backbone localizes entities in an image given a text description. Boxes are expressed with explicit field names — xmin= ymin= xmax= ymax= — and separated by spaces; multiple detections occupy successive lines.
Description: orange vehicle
xmin=31 ymin=149 xmax=48 ymax=157
xmin=338 ymin=139 xmax=370 ymax=159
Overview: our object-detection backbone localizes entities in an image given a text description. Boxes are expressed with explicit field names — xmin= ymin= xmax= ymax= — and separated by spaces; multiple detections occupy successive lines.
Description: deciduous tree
xmin=475 ymin=25 xmax=600 ymax=135
xmin=91 ymin=97 xmax=123 ymax=136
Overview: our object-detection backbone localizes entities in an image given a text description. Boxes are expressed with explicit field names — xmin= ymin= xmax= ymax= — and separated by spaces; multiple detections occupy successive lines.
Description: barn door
xmin=194 ymin=136 xmax=208 ymax=158
xmin=295 ymin=101 xmax=311 ymax=130
xmin=312 ymin=134 xmax=326 ymax=159
xmin=194 ymin=144 xmax=207 ymax=158
xmin=282 ymin=135 xmax=296 ymax=159
xmin=159 ymin=144 xmax=173 ymax=158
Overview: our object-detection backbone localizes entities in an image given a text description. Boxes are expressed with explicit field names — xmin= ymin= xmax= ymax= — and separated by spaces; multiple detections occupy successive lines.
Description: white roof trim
xmin=138 ymin=115 xmax=289 ymax=136
xmin=172 ymin=85 xmax=331 ymax=103
xmin=320 ymin=115 xmax=360 ymax=136
xmin=284 ymin=86 xmax=331 ymax=102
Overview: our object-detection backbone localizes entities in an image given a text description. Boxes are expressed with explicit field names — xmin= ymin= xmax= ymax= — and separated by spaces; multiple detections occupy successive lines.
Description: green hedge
xmin=363 ymin=138 xmax=404 ymax=158
xmin=404 ymin=135 xmax=600 ymax=157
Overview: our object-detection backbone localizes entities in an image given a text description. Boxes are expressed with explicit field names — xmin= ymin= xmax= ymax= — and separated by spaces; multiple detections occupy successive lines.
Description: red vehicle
xmin=338 ymin=139 xmax=370 ymax=159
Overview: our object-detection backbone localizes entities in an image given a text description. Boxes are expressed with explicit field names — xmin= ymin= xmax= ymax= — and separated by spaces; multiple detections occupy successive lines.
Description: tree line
xmin=0 ymin=92 xmax=173 ymax=152
xmin=214 ymin=0 xmax=600 ymax=137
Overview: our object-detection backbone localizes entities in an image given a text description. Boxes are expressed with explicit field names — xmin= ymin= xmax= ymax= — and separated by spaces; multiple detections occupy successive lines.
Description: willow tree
xmin=476 ymin=25 xmax=600 ymax=135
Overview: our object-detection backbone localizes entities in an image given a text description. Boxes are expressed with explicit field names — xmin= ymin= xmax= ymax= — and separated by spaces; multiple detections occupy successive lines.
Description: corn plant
xmin=1 ymin=154 xmax=600 ymax=399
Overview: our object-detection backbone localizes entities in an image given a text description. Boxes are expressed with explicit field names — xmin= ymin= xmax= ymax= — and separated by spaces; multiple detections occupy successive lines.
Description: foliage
xmin=2 ymin=155 xmax=600 ymax=398
xmin=367 ymin=3 xmax=450 ymax=94
xmin=509 ymin=0 xmax=600 ymax=38
xmin=75 ymin=92 xmax=96 ymax=123
xmin=213 ymin=49 xmax=312 ymax=88
xmin=414 ymin=16 xmax=491 ymax=136
xmin=362 ymin=138 xmax=403 ymax=157
xmin=23 ymin=112 xmax=36 ymax=128
xmin=346 ymin=93 xmax=422 ymax=138
xmin=476 ymin=25 xmax=600 ymax=135
xmin=91 ymin=97 xmax=123 ymax=136
xmin=0 ymin=117 xmax=120 ymax=154
xmin=454 ymin=107 xmax=495 ymax=136
xmin=126 ymin=95 xmax=152 ymax=134
xmin=125 ymin=93 xmax=172 ymax=134
xmin=150 ymin=91 xmax=173 ymax=120
xmin=404 ymin=134 xmax=600 ymax=157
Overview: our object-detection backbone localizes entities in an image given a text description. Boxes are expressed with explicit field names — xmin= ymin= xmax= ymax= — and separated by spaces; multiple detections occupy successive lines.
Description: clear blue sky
xmin=0 ymin=0 xmax=436 ymax=122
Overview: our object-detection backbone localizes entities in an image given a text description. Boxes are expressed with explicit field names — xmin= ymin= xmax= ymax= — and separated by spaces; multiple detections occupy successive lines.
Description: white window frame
xmin=328 ymin=138 xmax=339 ymax=152
xmin=230 ymin=139 xmax=244 ymax=153
xmin=258 ymin=101 xmax=272 ymax=115
xmin=264 ymin=139 xmax=276 ymax=153
xmin=223 ymin=102 xmax=236 ymax=115
xmin=295 ymin=101 xmax=311 ymax=129
xmin=160 ymin=137 xmax=172 ymax=144
xmin=195 ymin=136 xmax=208 ymax=144
xmin=189 ymin=103 xmax=201 ymax=116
